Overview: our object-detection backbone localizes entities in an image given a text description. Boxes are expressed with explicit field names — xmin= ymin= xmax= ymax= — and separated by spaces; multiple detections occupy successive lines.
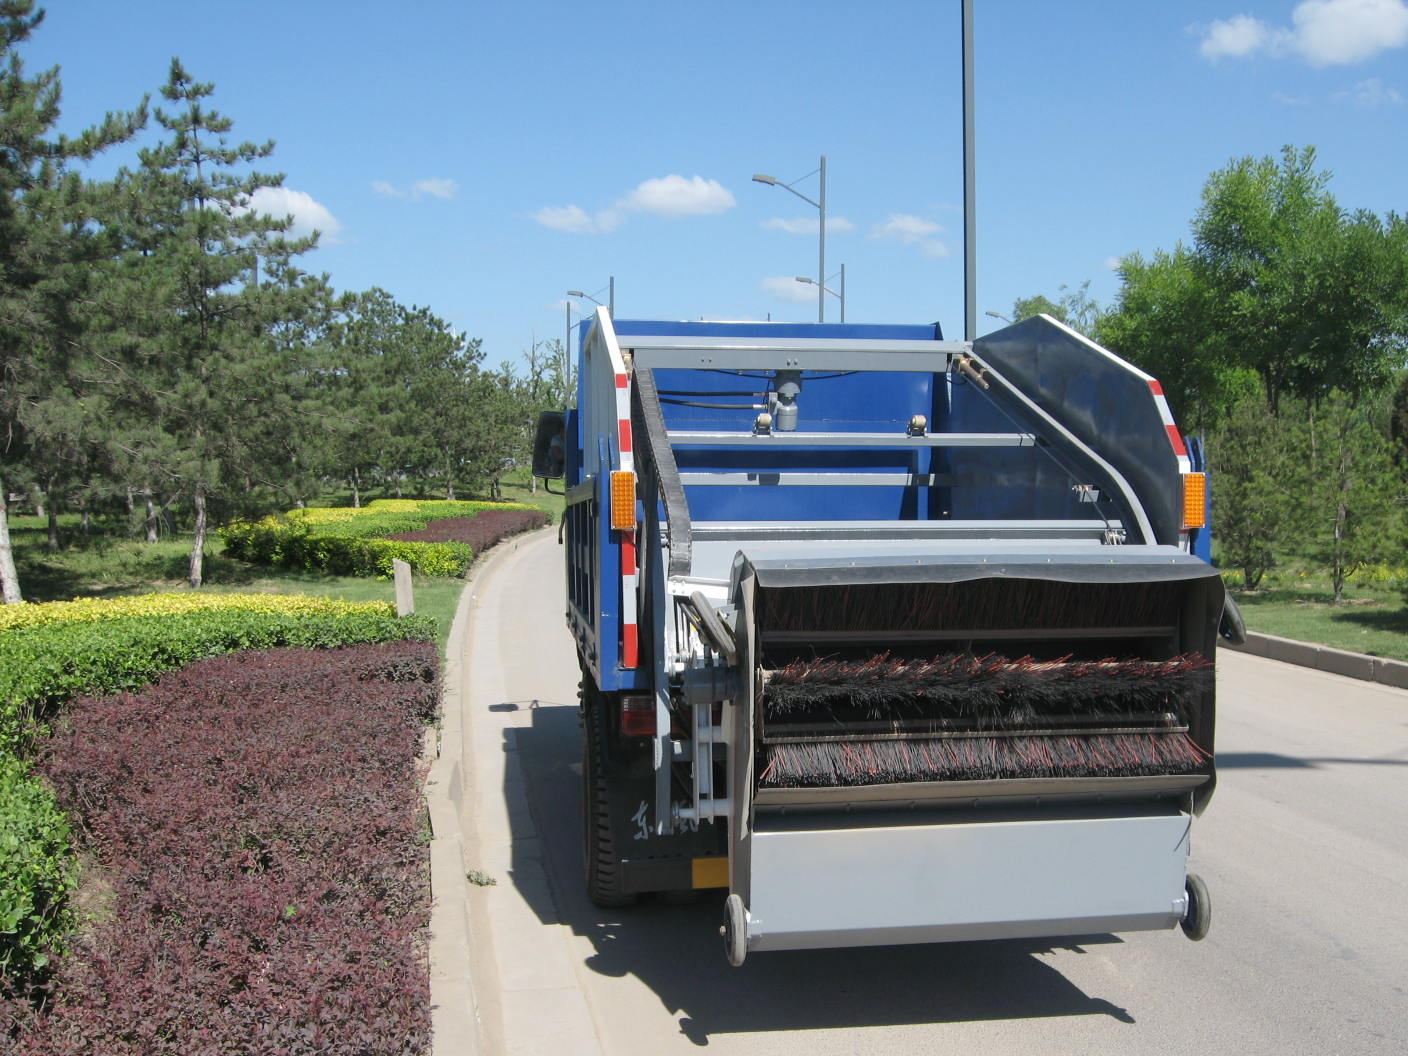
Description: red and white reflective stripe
xmin=1147 ymin=380 xmax=1191 ymax=473
xmin=621 ymin=532 xmax=638 ymax=667
xmin=615 ymin=370 xmax=638 ymax=668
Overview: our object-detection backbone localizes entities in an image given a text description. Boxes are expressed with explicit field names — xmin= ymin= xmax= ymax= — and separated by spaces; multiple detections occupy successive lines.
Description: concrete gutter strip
xmin=1221 ymin=631 xmax=1408 ymax=690
xmin=427 ymin=533 xmax=543 ymax=1056
xmin=426 ymin=570 xmax=481 ymax=1056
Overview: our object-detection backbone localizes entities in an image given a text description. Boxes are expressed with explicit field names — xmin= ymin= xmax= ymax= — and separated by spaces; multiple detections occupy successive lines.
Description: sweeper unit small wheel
xmin=721 ymin=894 xmax=747 ymax=967
xmin=1181 ymin=873 xmax=1211 ymax=941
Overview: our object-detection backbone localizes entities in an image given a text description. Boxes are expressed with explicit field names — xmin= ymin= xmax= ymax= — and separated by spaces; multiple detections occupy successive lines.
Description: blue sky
xmin=23 ymin=0 xmax=1408 ymax=365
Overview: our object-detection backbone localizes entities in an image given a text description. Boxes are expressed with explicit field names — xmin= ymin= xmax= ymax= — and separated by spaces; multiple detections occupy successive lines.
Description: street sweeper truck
xmin=533 ymin=309 xmax=1230 ymax=966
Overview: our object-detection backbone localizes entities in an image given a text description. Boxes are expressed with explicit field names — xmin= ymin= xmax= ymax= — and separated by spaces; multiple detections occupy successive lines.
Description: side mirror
xmin=532 ymin=411 xmax=567 ymax=479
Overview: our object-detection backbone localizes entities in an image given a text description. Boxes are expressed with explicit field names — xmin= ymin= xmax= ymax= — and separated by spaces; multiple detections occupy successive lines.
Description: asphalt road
xmin=461 ymin=532 xmax=1408 ymax=1055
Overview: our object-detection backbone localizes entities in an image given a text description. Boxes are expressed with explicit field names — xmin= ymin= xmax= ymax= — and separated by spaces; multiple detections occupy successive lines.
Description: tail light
xmin=620 ymin=694 xmax=656 ymax=737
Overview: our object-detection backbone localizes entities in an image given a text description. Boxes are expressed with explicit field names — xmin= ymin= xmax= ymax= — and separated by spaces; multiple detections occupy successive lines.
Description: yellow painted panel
xmin=691 ymin=857 xmax=729 ymax=889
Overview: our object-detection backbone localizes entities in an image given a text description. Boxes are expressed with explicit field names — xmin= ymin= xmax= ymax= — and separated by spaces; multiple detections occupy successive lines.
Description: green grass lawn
xmin=8 ymin=515 xmax=466 ymax=655
xmin=1229 ymin=565 xmax=1408 ymax=661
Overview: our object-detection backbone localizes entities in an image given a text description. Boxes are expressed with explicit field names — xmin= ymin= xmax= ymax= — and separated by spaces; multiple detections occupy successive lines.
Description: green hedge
xmin=220 ymin=499 xmax=545 ymax=578
xmin=221 ymin=519 xmax=472 ymax=577
xmin=288 ymin=499 xmax=543 ymax=538
xmin=0 ymin=757 xmax=77 ymax=982
xmin=0 ymin=608 xmax=436 ymax=755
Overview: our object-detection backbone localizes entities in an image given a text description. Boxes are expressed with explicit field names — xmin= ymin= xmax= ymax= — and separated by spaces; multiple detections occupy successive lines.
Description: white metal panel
xmin=746 ymin=810 xmax=1190 ymax=952
xmin=581 ymin=307 xmax=630 ymax=477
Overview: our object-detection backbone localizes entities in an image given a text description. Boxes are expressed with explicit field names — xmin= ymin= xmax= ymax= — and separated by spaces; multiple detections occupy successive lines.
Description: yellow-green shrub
xmin=221 ymin=499 xmax=539 ymax=577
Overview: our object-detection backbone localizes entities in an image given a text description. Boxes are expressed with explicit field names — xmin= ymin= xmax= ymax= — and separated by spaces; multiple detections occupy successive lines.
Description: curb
xmin=425 ymin=528 xmax=555 ymax=1056
xmin=1221 ymin=631 xmax=1408 ymax=690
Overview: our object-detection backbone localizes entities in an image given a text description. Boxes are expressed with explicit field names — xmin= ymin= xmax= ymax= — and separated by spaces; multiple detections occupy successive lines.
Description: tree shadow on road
xmin=506 ymin=704 xmax=1137 ymax=1047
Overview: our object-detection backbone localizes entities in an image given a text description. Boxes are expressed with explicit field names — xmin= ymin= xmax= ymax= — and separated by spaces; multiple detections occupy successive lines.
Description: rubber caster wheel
xmin=720 ymin=893 xmax=747 ymax=967
xmin=1220 ymin=595 xmax=1247 ymax=645
xmin=1181 ymin=872 xmax=1211 ymax=941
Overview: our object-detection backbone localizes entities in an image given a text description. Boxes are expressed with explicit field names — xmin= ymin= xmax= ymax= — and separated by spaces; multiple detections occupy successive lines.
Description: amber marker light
xmin=610 ymin=471 xmax=637 ymax=531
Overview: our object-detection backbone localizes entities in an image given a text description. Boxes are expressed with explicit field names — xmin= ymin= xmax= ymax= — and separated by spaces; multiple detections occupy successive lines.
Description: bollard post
xmin=392 ymin=558 xmax=415 ymax=616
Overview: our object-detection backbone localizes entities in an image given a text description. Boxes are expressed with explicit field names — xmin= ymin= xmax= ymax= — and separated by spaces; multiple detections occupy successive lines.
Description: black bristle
xmin=761 ymin=579 xmax=1184 ymax=636
xmin=759 ymin=731 xmax=1209 ymax=788
xmin=764 ymin=652 xmax=1212 ymax=725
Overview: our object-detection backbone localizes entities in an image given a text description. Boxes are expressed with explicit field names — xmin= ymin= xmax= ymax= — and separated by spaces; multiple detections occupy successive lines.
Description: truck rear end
xmin=536 ymin=309 xmax=1223 ymax=965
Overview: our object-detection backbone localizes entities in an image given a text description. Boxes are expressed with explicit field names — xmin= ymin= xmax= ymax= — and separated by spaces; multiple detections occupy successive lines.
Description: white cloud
xmin=1338 ymin=76 xmax=1406 ymax=104
xmin=622 ymin=174 xmax=735 ymax=216
xmin=760 ymin=276 xmax=819 ymax=304
xmin=534 ymin=173 xmax=735 ymax=234
xmin=413 ymin=177 xmax=458 ymax=200
xmin=372 ymin=177 xmax=459 ymax=201
xmin=533 ymin=204 xmax=599 ymax=234
xmin=870 ymin=213 xmax=949 ymax=257
xmin=1104 ymin=255 xmax=1123 ymax=271
xmin=245 ymin=186 xmax=341 ymax=242
xmin=763 ymin=215 xmax=855 ymax=235
xmin=1197 ymin=1 xmax=1408 ymax=66
xmin=1200 ymin=14 xmax=1273 ymax=59
xmin=1293 ymin=0 xmax=1408 ymax=65
xmin=1272 ymin=90 xmax=1312 ymax=105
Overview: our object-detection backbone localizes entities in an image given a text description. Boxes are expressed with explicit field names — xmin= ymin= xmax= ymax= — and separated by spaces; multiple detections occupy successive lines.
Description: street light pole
xmin=564 ymin=301 xmax=572 ymax=391
xmin=796 ymin=269 xmax=845 ymax=321
xmin=608 ymin=275 xmax=614 ymax=317
xmin=962 ymin=0 xmax=977 ymax=342
xmin=817 ymin=154 xmax=826 ymax=323
xmin=753 ymin=159 xmax=828 ymax=321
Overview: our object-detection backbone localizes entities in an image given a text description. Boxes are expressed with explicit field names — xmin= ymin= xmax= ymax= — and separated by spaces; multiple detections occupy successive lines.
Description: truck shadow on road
xmin=507 ymin=703 xmax=1137 ymax=1046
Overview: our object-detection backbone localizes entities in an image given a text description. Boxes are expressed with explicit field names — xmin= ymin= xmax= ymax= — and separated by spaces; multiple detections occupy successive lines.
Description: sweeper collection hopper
xmin=535 ymin=309 xmax=1231 ymax=966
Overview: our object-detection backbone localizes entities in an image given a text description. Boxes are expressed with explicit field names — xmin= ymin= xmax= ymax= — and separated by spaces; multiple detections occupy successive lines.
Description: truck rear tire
xmin=583 ymin=690 xmax=636 ymax=908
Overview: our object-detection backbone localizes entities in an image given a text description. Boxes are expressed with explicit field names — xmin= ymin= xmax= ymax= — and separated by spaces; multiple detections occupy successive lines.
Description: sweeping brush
xmin=759 ymin=730 xmax=1209 ymax=788
xmin=763 ymin=652 xmax=1212 ymax=723
xmin=761 ymin=579 xmax=1185 ymax=635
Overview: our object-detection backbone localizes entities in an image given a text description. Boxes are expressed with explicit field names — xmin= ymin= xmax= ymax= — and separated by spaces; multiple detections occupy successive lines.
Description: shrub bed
xmin=0 ymin=595 xmax=435 ymax=754
xmin=388 ymin=508 xmax=547 ymax=548
xmin=289 ymin=499 xmax=544 ymax=538
xmin=221 ymin=520 xmax=472 ymax=577
xmin=222 ymin=499 xmax=546 ymax=578
xmin=3 ymin=642 xmax=437 ymax=1054
xmin=0 ymin=758 xmax=77 ymax=983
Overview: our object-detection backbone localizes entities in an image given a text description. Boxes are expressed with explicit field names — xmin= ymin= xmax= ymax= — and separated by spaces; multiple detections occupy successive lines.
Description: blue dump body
xmin=602 ymin=319 xmax=1093 ymax=528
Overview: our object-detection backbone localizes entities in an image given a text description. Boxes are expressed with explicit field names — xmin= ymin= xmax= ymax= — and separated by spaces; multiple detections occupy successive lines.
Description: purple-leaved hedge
xmin=3 ymin=642 xmax=438 ymax=1055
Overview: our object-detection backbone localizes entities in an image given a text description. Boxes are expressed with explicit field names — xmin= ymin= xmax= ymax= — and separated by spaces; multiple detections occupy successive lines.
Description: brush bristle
xmin=759 ymin=731 xmax=1209 ymax=788
xmin=761 ymin=580 xmax=1184 ymax=635
xmin=764 ymin=652 xmax=1212 ymax=724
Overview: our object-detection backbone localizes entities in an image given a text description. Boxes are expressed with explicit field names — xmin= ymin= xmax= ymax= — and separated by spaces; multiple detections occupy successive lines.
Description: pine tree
xmin=116 ymin=58 xmax=317 ymax=586
xmin=0 ymin=1 xmax=143 ymax=602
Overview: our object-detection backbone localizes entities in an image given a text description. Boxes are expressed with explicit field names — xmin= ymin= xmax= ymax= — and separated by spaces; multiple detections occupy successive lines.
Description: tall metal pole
xmin=818 ymin=154 xmax=827 ymax=323
xmin=564 ymin=301 xmax=572 ymax=390
xmin=840 ymin=262 xmax=846 ymax=323
xmin=962 ymin=0 xmax=976 ymax=342
xmin=608 ymin=275 xmax=615 ymax=318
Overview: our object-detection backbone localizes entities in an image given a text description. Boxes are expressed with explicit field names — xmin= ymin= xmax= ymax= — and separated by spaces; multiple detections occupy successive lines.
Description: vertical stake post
xmin=393 ymin=558 xmax=415 ymax=616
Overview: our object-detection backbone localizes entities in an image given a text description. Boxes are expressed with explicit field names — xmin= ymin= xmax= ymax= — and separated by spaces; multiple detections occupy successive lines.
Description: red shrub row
xmin=387 ymin=508 xmax=546 ymax=549
xmin=4 ymin=643 xmax=439 ymax=1055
